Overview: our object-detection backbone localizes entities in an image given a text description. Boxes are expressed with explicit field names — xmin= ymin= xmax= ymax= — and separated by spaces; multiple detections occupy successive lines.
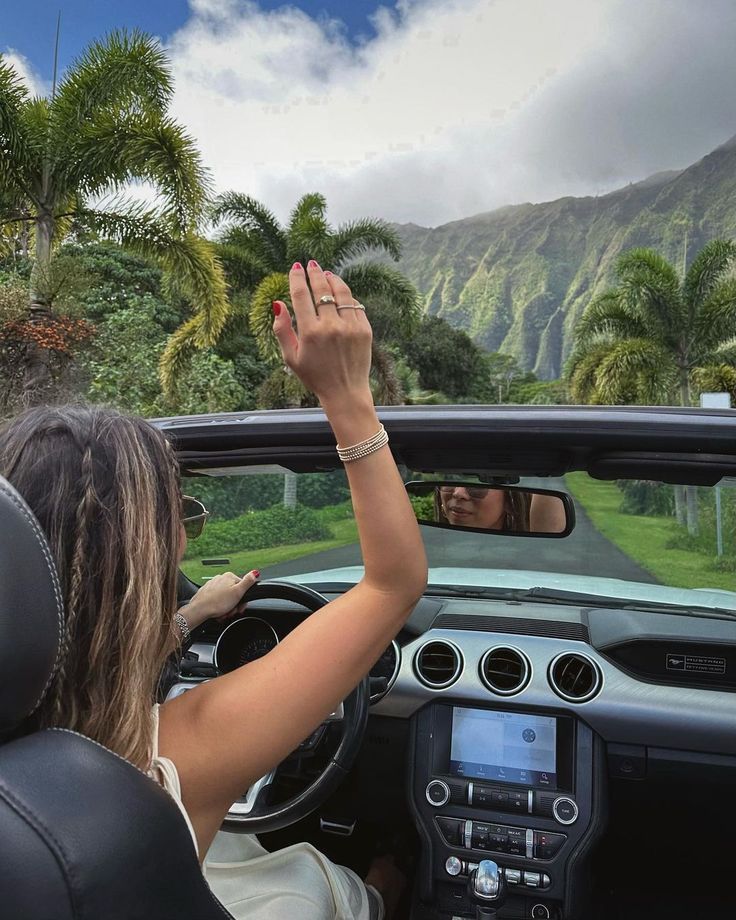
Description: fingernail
xmin=291 ymin=262 xmax=303 ymax=271
xmin=253 ymin=570 xmax=260 ymax=579
xmin=272 ymin=301 xmax=281 ymax=316
xmin=324 ymin=270 xmax=332 ymax=277
xmin=308 ymin=259 xmax=320 ymax=270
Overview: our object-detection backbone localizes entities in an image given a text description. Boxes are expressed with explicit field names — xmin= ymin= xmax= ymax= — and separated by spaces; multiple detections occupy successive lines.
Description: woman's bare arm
xmin=159 ymin=262 xmax=427 ymax=857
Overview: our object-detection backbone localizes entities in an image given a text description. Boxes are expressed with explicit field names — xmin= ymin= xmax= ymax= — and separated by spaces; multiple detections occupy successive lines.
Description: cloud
xmin=167 ymin=0 xmax=736 ymax=227
xmin=2 ymin=48 xmax=50 ymax=97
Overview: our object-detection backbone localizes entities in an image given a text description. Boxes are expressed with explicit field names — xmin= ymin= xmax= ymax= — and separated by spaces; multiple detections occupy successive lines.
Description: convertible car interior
xmin=2 ymin=404 xmax=736 ymax=920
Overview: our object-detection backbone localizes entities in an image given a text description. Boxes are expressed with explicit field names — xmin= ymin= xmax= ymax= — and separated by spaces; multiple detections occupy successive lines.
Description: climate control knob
xmin=552 ymin=796 xmax=579 ymax=825
xmin=425 ymin=779 xmax=450 ymax=807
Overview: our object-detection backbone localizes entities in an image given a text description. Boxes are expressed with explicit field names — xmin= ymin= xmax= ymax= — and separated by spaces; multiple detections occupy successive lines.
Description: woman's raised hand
xmin=272 ymin=261 xmax=373 ymax=407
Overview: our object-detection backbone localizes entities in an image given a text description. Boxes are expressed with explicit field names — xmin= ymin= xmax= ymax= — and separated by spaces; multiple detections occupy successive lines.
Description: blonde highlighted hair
xmin=0 ymin=405 xmax=181 ymax=769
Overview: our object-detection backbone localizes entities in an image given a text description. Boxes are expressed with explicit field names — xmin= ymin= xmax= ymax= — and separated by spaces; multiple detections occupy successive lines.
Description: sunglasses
xmin=439 ymin=485 xmax=490 ymax=500
xmin=181 ymin=495 xmax=210 ymax=540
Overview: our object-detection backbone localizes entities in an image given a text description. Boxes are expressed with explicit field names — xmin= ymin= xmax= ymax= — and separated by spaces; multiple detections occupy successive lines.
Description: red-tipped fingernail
xmin=292 ymin=262 xmax=303 ymax=271
xmin=308 ymin=259 xmax=320 ymax=269
xmin=324 ymin=270 xmax=332 ymax=277
xmin=253 ymin=570 xmax=260 ymax=579
xmin=272 ymin=301 xmax=281 ymax=316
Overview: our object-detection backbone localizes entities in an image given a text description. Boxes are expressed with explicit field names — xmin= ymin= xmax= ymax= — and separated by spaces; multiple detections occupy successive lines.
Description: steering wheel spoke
xmin=228 ymin=769 xmax=277 ymax=818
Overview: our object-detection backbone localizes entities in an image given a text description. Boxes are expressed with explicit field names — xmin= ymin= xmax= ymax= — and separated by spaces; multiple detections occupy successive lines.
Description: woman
xmin=0 ymin=262 xmax=426 ymax=919
xmin=435 ymin=484 xmax=531 ymax=531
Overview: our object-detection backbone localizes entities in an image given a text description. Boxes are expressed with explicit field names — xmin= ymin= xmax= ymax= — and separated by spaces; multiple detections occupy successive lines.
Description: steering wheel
xmin=214 ymin=580 xmax=370 ymax=834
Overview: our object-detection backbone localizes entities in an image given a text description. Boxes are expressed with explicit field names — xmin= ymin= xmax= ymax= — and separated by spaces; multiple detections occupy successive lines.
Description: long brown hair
xmin=0 ymin=405 xmax=181 ymax=768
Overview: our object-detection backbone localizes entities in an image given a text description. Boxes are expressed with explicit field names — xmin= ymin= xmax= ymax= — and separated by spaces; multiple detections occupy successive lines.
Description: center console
xmin=408 ymin=704 xmax=604 ymax=919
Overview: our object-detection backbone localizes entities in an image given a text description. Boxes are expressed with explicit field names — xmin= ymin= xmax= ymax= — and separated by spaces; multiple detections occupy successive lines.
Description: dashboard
xmin=179 ymin=590 xmax=736 ymax=920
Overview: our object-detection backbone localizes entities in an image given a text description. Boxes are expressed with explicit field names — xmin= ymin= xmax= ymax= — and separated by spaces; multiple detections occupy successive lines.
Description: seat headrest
xmin=0 ymin=476 xmax=64 ymax=735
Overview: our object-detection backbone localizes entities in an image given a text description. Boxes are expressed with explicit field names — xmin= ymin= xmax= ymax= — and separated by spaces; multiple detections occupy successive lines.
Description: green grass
xmin=565 ymin=473 xmax=736 ymax=592
xmin=180 ymin=517 xmax=359 ymax=583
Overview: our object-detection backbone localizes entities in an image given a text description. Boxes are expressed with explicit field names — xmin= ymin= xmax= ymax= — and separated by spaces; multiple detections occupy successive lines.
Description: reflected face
xmin=439 ymin=486 xmax=507 ymax=530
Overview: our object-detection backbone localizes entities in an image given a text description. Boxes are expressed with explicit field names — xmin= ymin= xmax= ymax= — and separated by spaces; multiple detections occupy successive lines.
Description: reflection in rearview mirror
xmin=405 ymin=481 xmax=575 ymax=538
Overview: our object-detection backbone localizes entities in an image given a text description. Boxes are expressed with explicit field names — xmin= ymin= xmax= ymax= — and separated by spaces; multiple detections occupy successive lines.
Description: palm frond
xmin=64 ymin=112 xmax=209 ymax=230
xmin=615 ymin=247 xmax=685 ymax=339
xmin=690 ymin=363 xmax=736 ymax=403
xmin=77 ymin=204 xmax=230 ymax=372
xmin=286 ymin=193 xmax=330 ymax=264
xmin=595 ymin=338 xmax=676 ymax=405
xmin=331 ymin=218 xmax=402 ymax=264
xmin=683 ymin=239 xmax=736 ymax=310
xmin=211 ymin=192 xmax=286 ymax=270
xmin=51 ymin=30 xmax=172 ymax=141
xmin=691 ymin=277 xmax=736 ymax=360
xmin=249 ymin=272 xmax=291 ymax=362
xmin=566 ymin=343 xmax=612 ymax=403
xmin=340 ymin=262 xmax=421 ymax=338
xmin=0 ymin=57 xmax=38 ymax=204
xmin=574 ymin=290 xmax=647 ymax=347
xmin=158 ymin=317 xmax=202 ymax=397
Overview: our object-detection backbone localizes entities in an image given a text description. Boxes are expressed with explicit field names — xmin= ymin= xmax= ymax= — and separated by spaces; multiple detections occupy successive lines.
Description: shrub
xmin=185 ymin=503 xmax=331 ymax=558
xmin=617 ymin=480 xmax=675 ymax=516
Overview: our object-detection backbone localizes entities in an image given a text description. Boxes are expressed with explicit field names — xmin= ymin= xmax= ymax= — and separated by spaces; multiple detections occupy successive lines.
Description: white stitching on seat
xmin=0 ymin=479 xmax=65 ymax=713
xmin=48 ymin=729 xmax=235 ymax=918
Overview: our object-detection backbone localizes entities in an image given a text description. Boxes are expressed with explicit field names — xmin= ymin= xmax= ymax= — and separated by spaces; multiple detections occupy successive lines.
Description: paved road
xmin=264 ymin=479 xmax=657 ymax=585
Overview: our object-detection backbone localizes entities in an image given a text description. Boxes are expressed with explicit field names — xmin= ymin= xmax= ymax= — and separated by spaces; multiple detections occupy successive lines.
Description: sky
xmin=4 ymin=0 xmax=736 ymax=227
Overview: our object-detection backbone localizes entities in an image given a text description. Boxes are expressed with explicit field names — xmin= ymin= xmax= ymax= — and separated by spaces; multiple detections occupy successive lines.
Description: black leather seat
xmin=0 ymin=476 xmax=233 ymax=920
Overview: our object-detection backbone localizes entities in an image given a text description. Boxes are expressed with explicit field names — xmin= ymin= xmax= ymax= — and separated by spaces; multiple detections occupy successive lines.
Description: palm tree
xmin=568 ymin=240 xmax=736 ymax=533
xmin=0 ymin=31 xmax=229 ymax=399
xmin=203 ymin=191 xmax=421 ymax=406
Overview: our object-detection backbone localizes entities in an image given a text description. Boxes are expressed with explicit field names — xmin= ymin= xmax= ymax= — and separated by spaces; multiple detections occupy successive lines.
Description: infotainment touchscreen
xmin=449 ymin=707 xmax=557 ymax=788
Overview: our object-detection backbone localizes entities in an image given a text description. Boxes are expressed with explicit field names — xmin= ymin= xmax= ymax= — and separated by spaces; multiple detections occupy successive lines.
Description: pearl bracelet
xmin=336 ymin=425 xmax=389 ymax=463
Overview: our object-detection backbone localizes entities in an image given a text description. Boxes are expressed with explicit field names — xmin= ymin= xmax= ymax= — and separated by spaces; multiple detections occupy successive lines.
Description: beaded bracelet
xmin=174 ymin=611 xmax=191 ymax=642
xmin=336 ymin=425 xmax=389 ymax=463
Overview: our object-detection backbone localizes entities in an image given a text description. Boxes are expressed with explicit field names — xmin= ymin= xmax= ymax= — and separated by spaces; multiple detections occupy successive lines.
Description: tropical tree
xmin=205 ymin=191 xmax=421 ymax=406
xmin=567 ymin=240 xmax=736 ymax=532
xmin=0 ymin=31 xmax=229 ymax=401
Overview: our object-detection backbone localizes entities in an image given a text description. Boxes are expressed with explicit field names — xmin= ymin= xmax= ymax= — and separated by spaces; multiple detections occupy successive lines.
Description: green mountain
xmin=394 ymin=135 xmax=736 ymax=379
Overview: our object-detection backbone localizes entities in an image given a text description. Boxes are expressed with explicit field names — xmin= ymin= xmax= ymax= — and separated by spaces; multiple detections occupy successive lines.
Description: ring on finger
xmin=336 ymin=303 xmax=366 ymax=312
xmin=318 ymin=294 xmax=336 ymax=305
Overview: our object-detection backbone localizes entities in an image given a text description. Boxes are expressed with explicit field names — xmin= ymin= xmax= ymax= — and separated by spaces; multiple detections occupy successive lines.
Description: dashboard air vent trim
xmin=479 ymin=645 xmax=531 ymax=696
xmin=431 ymin=614 xmax=589 ymax=642
xmin=413 ymin=639 xmax=463 ymax=690
xmin=548 ymin=651 xmax=602 ymax=703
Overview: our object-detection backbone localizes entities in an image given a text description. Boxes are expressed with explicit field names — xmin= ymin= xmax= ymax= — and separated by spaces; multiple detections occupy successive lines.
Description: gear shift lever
xmin=468 ymin=859 xmax=507 ymax=919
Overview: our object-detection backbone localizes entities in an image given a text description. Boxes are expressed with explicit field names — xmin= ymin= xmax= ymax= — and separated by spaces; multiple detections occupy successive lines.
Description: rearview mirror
xmin=405 ymin=481 xmax=575 ymax=537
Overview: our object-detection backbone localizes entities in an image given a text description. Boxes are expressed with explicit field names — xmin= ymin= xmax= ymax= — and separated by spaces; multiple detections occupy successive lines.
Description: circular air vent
xmin=549 ymin=652 xmax=602 ymax=703
xmin=414 ymin=640 xmax=463 ymax=689
xmin=480 ymin=646 xmax=531 ymax=696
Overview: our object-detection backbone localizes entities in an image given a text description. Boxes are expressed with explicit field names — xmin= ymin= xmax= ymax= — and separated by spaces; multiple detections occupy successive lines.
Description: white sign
xmin=700 ymin=392 xmax=732 ymax=409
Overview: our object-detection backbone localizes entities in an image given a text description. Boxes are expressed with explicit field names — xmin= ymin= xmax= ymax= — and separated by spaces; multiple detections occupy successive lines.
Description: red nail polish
xmin=324 ymin=270 xmax=332 ymax=277
xmin=272 ymin=301 xmax=281 ymax=316
xmin=308 ymin=259 xmax=320 ymax=269
xmin=292 ymin=262 xmax=303 ymax=271
xmin=253 ymin=570 xmax=260 ymax=578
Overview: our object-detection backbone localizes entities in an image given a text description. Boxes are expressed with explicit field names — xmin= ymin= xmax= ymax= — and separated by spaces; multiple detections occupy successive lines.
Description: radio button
xmin=426 ymin=780 xmax=450 ymax=807
xmin=552 ymin=796 xmax=578 ymax=825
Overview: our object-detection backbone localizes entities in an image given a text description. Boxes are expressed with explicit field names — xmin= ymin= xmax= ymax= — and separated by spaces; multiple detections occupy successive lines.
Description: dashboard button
xmin=426 ymin=780 xmax=450 ymax=807
xmin=523 ymin=871 xmax=541 ymax=888
xmin=445 ymin=856 xmax=463 ymax=877
xmin=504 ymin=869 xmax=521 ymax=885
xmin=541 ymin=874 xmax=552 ymax=890
xmin=437 ymin=817 xmax=463 ymax=846
xmin=552 ymin=796 xmax=579 ymax=825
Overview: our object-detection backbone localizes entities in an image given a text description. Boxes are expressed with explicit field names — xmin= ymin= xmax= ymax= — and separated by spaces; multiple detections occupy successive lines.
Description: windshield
xmin=181 ymin=469 xmax=736 ymax=612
